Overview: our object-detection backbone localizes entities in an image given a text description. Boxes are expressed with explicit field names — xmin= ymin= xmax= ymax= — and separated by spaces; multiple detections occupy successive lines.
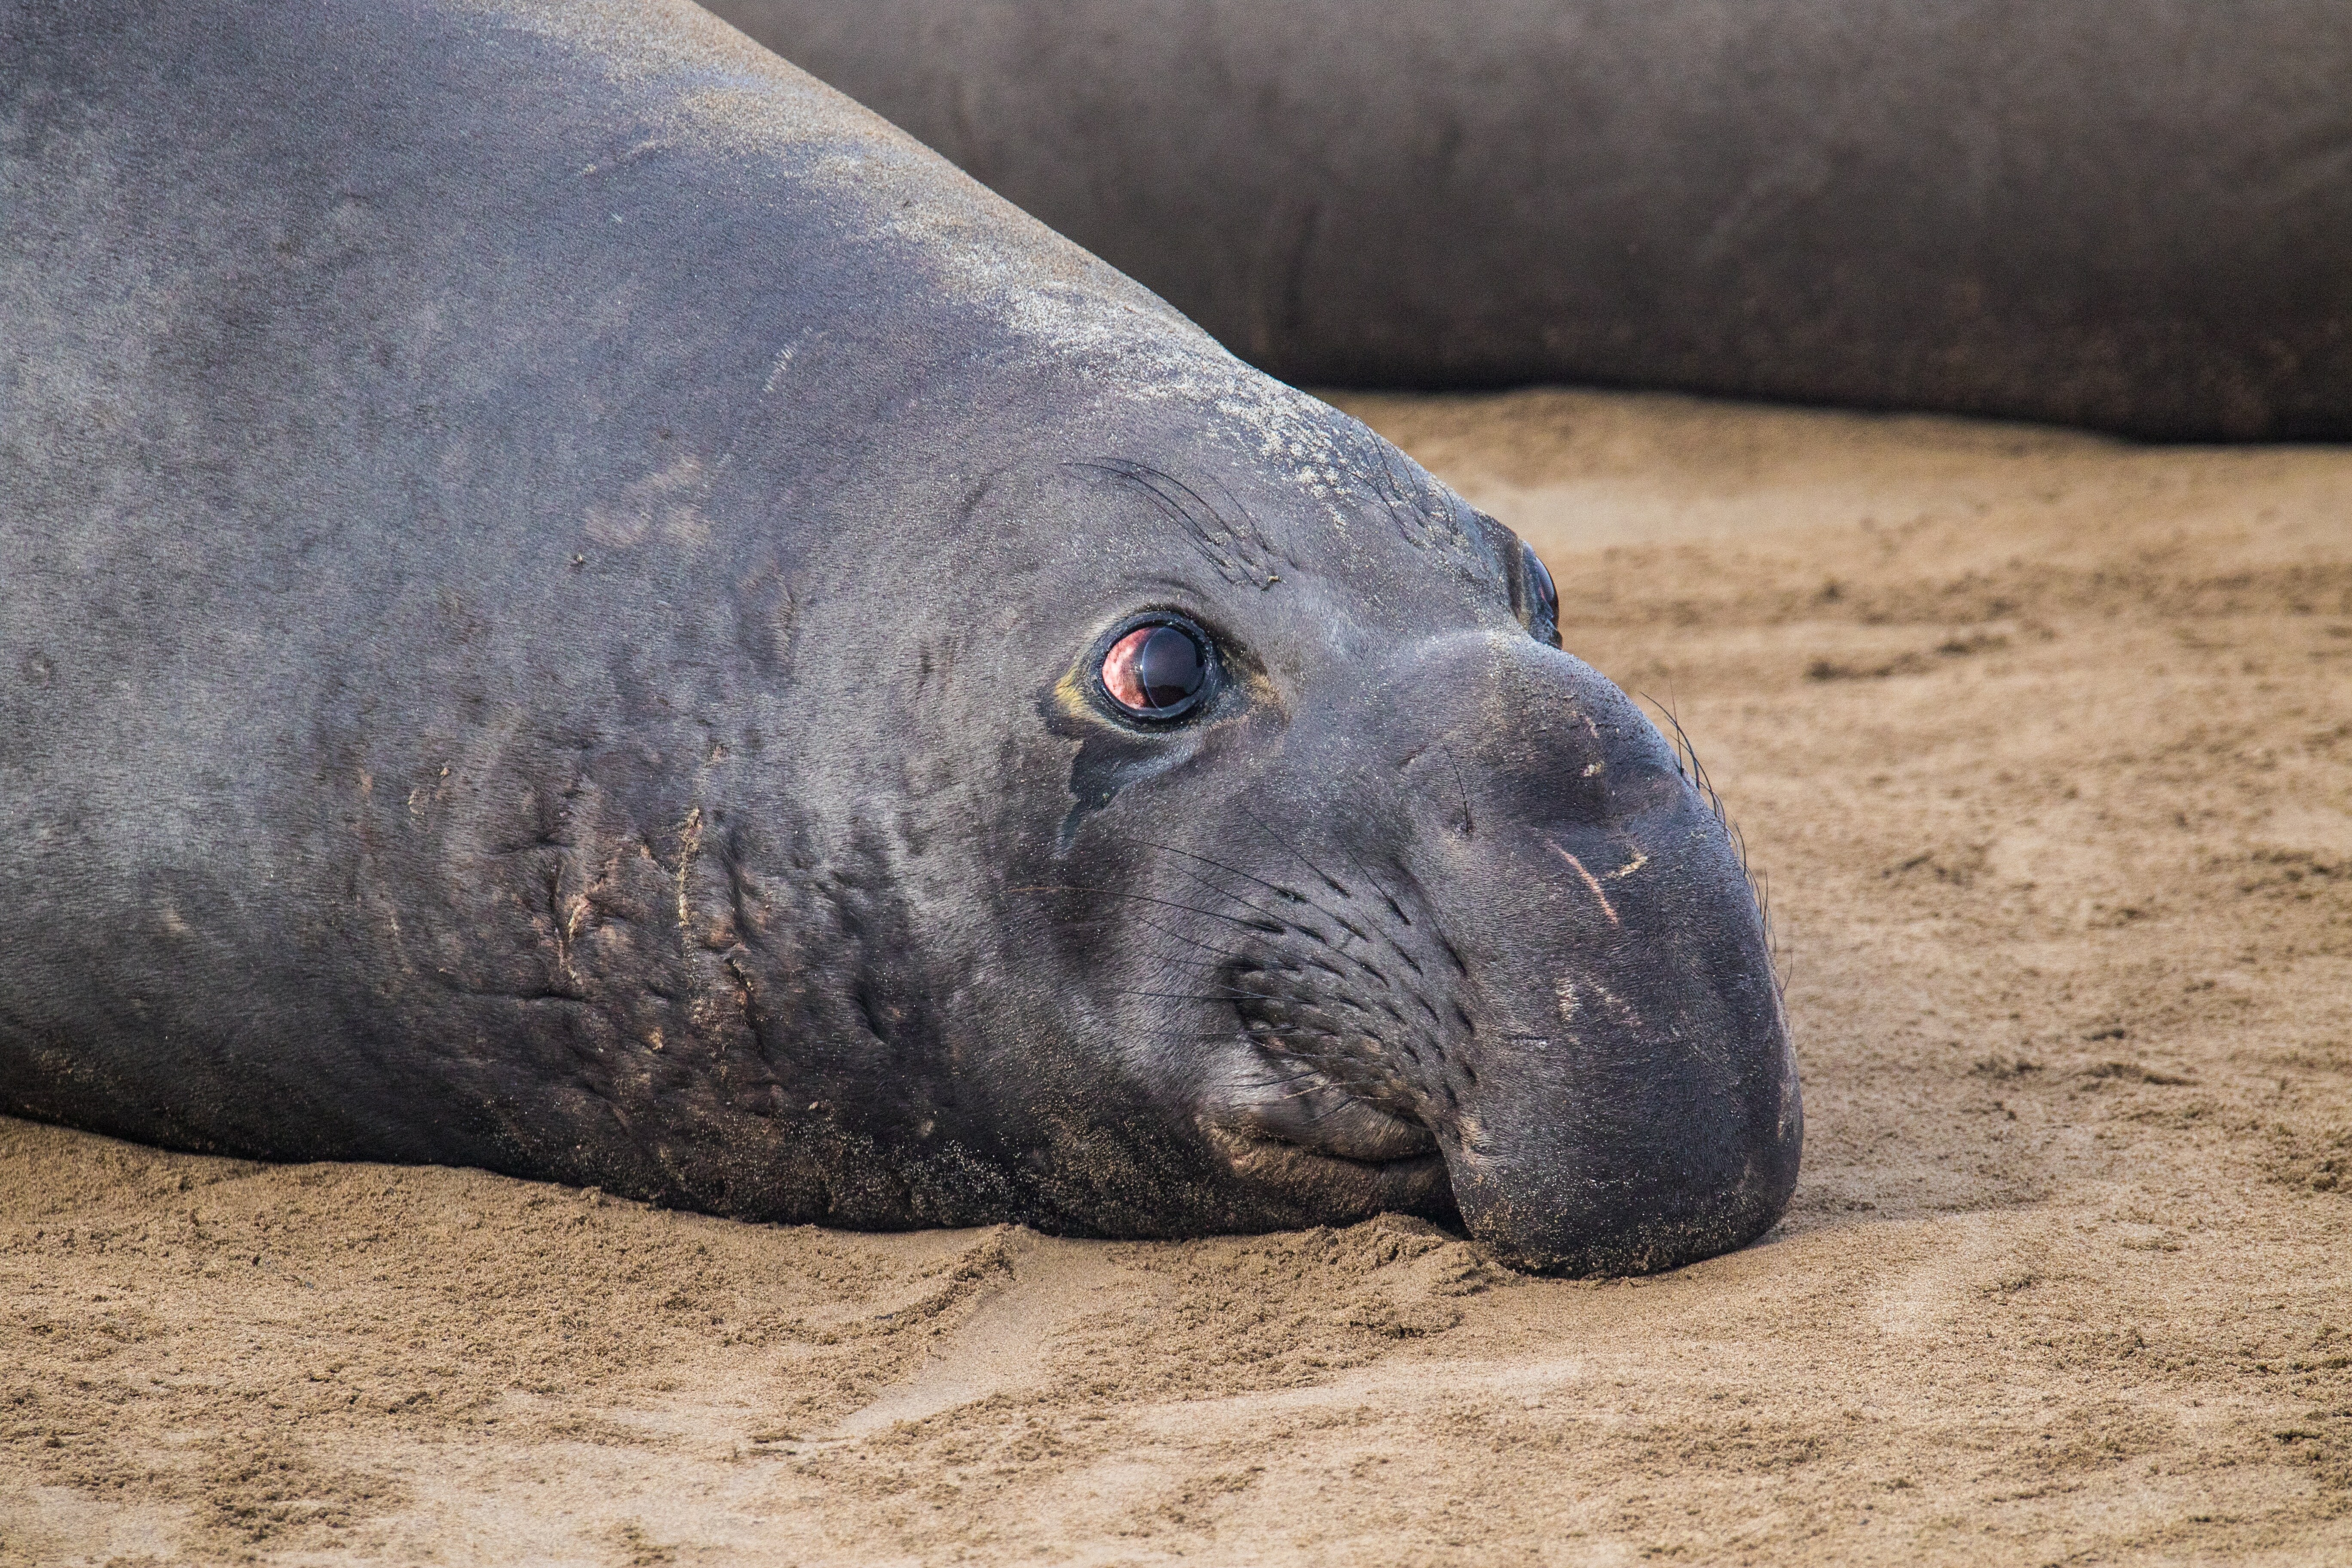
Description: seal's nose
xmin=1366 ymin=633 xmax=1801 ymax=1273
xmin=1436 ymin=790 xmax=1802 ymax=1274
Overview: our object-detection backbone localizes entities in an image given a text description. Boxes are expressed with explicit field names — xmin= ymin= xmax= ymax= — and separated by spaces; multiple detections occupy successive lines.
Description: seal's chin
xmin=1199 ymin=1052 xmax=1456 ymax=1222
xmin=1227 ymin=1078 xmax=1436 ymax=1163
xmin=1199 ymin=1121 xmax=1457 ymax=1221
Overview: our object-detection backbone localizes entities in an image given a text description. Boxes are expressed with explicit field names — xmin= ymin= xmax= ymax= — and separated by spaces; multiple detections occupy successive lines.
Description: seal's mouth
xmin=1173 ymin=920 xmax=1473 ymax=1222
xmin=1198 ymin=1037 xmax=1458 ymax=1221
xmin=1222 ymin=1059 xmax=1437 ymax=1163
xmin=1198 ymin=1117 xmax=1456 ymax=1221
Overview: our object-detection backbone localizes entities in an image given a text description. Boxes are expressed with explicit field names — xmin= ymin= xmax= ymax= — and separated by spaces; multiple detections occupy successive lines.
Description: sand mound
xmin=4 ymin=389 xmax=2348 ymax=1565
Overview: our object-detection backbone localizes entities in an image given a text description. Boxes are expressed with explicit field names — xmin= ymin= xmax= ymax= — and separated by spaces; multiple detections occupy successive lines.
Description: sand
xmin=3 ymin=388 xmax=2348 ymax=1566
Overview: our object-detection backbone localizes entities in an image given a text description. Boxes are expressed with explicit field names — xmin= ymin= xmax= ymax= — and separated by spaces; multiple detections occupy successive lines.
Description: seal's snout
xmin=1441 ymin=800 xmax=1802 ymax=1277
xmin=1412 ymin=644 xmax=1801 ymax=1275
xmin=1219 ymin=631 xmax=1802 ymax=1275
xmin=1385 ymin=747 xmax=1801 ymax=1274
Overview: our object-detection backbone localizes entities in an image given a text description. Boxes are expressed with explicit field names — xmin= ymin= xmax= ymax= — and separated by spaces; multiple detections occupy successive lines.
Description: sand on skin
xmin=2 ymin=388 xmax=2348 ymax=1566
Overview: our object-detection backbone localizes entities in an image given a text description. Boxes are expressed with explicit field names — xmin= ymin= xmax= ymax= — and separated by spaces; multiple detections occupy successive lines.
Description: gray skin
xmin=707 ymin=0 xmax=2352 ymax=441
xmin=0 ymin=0 xmax=1799 ymax=1276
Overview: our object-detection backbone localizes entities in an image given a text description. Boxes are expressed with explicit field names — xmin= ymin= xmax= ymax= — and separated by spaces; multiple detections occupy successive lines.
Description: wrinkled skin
xmin=0 ymin=0 xmax=1798 ymax=1274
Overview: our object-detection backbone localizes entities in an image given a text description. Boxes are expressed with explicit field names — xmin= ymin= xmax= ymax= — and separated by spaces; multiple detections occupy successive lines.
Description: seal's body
xmin=710 ymin=0 xmax=2352 ymax=441
xmin=0 ymin=0 xmax=1797 ymax=1274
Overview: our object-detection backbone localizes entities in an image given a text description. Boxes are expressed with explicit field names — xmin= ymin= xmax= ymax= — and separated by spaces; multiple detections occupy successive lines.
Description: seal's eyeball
xmin=1101 ymin=620 xmax=1210 ymax=720
xmin=1522 ymin=541 xmax=1561 ymax=647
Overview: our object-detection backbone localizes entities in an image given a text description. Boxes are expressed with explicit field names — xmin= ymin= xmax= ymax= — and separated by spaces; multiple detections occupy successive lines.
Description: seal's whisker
xmin=1275 ymin=809 xmax=1424 ymax=934
xmin=1137 ymin=836 xmax=1367 ymax=937
xmin=1138 ymin=1031 xmax=1320 ymax=1049
xmin=1052 ymin=910 xmax=1249 ymax=977
xmin=1242 ymin=1057 xmax=1331 ymax=1083
xmin=1113 ymin=1030 xmax=1338 ymax=1073
xmin=1141 ymin=952 xmax=1262 ymax=977
xmin=1240 ymin=814 xmax=1357 ymax=902
xmin=1639 ymin=692 xmax=1727 ymax=828
xmin=1105 ymin=907 xmax=1253 ymax=963
xmin=1751 ymin=859 xmax=1788 ymax=1001
xmin=1008 ymin=883 xmax=1282 ymax=934
xmin=1141 ymin=852 xmax=1298 ymax=932
xmin=1634 ymin=690 xmax=1778 ymax=980
xmin=1145 ymin=946 xmax=1258 ymax=972
xmin=1329 ymin=838 xmax=1409 ymax=916
xmin=1135 ymin=838 xmax=1295 ymax=902
xmin=1276 ymin=1081 xmax=1405 ymax=1128
xmin=1109 ymin=986 xmax=1301 ymax=1007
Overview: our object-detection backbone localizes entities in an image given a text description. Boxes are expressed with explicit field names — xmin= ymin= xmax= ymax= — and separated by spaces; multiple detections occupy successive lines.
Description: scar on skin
xmin=1544 ymin=839 xmax=1620 ymax=926
xmin=674 ymin=806 xmax=704 ymax=932
xmin=1605 ymin=848 xmax=1648 ymax=880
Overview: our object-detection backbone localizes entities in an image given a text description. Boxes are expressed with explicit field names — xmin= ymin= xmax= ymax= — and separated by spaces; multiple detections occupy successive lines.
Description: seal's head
xmin=802 ymin=377 xmax=1800 ymax=1276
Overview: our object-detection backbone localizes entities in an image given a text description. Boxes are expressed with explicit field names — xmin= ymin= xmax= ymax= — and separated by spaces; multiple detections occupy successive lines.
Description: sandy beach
xmin=3 ymin=387 xmax=2347 ymax=1565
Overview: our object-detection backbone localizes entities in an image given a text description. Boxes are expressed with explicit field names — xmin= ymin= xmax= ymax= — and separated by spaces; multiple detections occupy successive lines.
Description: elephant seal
xmin=0 ymin=0 xmax=1798 ymax=1275
xmin=707 ymin=0 xmax=2352 ymax=441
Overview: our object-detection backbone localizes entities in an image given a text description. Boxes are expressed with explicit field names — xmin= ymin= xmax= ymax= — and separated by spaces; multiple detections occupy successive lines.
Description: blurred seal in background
xmin=708 ymin=0 xmax=2352 ymax=440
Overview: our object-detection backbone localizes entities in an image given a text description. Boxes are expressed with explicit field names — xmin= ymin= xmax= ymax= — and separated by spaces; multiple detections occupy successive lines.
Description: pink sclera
xmin=1102 ymin=627 xmax=1155 ymax=712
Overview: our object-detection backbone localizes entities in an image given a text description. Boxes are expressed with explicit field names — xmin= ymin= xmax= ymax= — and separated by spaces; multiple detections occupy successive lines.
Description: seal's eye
xmin=1522 ymin=542 xmax=1560 ymax=647
xmin=1100 ymin=619 xmax=1210 ymax=720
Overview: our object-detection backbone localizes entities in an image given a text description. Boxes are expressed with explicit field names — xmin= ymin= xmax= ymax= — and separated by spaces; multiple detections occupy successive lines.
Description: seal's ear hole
xmin=1521 ymin=542 xmax=1561 ymax=649
xmin=1100 ymin=618 xmax=1211 ymax=721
